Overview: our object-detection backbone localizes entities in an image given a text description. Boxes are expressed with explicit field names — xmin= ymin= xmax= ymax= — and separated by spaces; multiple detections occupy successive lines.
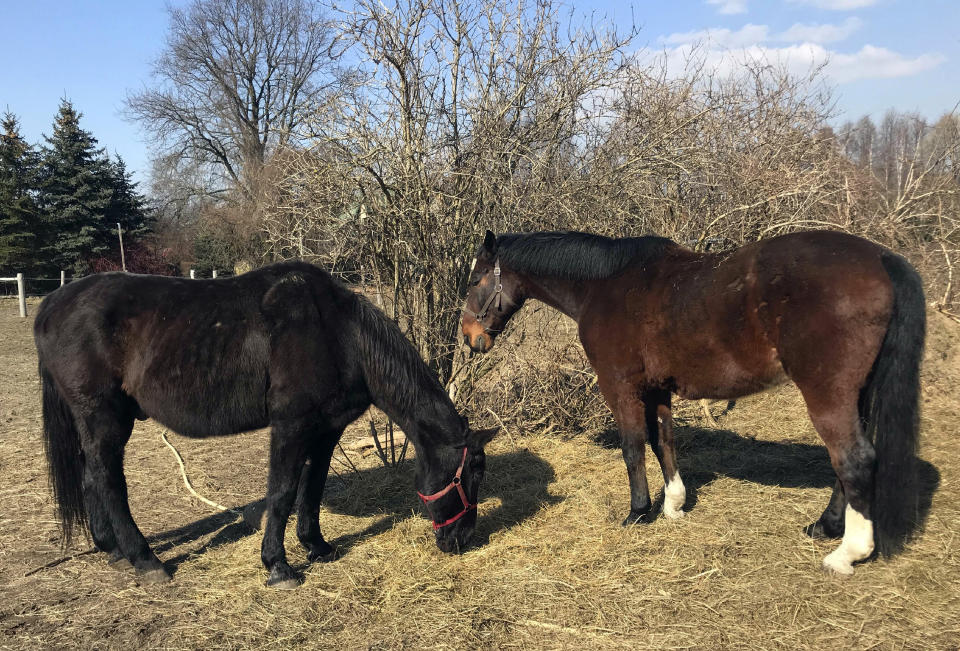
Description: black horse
xmin=35 ymin=261 xmax=497 ymax=588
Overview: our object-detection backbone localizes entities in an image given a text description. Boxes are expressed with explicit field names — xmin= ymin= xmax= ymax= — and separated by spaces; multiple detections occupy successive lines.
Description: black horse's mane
xmin=495 ymin=231 xmax=676 ymax=280
xmin=350 ymin=291 xmax=456 ymax=429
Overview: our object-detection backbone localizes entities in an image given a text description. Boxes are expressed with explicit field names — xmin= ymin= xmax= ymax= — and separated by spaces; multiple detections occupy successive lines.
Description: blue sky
xmin=2 ymin=0 xmax=957 ymax=185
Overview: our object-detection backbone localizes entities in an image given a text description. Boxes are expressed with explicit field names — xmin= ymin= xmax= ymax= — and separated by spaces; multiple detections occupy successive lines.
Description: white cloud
xmin=661 ymin=24 xmax=770 ymax=48
xmin=777 ymin=17 xmax=862 ymax=44
xmin=706 ymin=0 xmax=748 ymax=15
xmin=786 ymin=0 xmax=879 ymax=9
xmin=829 ymin=45 xmax=946 ymax=82
xmin=654 ymin=42 xmax=944 ymax=84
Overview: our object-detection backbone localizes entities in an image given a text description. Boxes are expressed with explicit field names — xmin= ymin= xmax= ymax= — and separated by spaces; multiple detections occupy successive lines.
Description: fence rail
xmin=1 ymin=268 xmax=228 ymax=317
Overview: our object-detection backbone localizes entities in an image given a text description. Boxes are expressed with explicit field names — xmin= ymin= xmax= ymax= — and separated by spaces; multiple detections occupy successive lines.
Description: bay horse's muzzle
xmin=461 ymin=316 xmax=494 ymax=353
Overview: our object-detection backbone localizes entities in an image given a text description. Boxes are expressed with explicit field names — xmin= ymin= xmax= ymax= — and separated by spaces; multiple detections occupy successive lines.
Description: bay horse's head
xmin=461 ymin=230 xmax=524 ymax=353
xmin=416 ymin=425 xmax=499 ymax=553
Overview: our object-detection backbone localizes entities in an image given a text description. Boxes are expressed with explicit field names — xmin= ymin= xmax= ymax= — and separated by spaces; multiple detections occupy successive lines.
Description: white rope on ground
xmin=160 ymin=430 xmax=238 ymax=514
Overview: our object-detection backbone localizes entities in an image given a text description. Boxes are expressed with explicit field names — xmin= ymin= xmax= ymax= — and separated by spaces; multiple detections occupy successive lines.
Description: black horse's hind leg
xmin=805 ymin=480 xmax=846 ymax=539
xmin=81 ymin=462 xmax=128 ymax=569
xmin=79 ymin=409 xmax=169 ymax=582
xmin=295 ymin=430 xmax=341 ymax=563
xmin=261 ymin=421 xmax=310 ymax=589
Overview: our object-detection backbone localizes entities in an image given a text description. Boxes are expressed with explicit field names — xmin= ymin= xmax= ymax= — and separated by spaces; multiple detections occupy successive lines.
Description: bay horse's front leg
xmin=598 ymin=379 xmax=653 ymax=525
xmin=262 ymin=422 xmax=310 ymax=589
xmin=644 ymin=389 xmax=686 ymax=519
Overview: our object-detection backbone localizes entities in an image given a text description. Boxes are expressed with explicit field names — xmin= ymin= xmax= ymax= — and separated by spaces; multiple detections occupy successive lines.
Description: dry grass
xmin=1 ymin=297 xmax=958 ymax=649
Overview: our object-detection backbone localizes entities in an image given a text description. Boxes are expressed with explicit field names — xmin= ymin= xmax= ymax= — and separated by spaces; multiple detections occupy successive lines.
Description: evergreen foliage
xmin=0 ymin=112 xmax=39 ymax=272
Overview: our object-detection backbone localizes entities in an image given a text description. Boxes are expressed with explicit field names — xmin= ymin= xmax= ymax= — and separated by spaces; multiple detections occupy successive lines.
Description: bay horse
xmin=461 ymin=230 xmax=924 ymax=575
xmin=35 ymin=261 xmax=497 ymax=589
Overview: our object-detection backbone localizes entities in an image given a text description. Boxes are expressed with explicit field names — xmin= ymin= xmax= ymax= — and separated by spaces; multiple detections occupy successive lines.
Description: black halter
xmin=464 ymin=259 xmax=504 ymax=333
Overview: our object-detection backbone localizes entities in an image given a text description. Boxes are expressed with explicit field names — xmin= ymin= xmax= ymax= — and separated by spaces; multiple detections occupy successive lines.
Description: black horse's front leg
xmin=295 ymin=431 xmax=341 ymax=563
xmin=262 ymin=422 xmax=309 ymax=589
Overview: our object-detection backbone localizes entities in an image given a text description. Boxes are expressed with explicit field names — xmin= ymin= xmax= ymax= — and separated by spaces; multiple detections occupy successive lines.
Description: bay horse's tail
xmin=865 ymin=253 xmax=925 ymax=557
xmin=39 ymin=360 xmax=87 ymax=545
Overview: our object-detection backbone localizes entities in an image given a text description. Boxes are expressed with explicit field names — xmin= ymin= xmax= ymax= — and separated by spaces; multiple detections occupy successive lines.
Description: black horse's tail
xmin=863 ymin=253 xmax=925 ymax=557
xmin=39 ymin=360 xmax=86 ymax=545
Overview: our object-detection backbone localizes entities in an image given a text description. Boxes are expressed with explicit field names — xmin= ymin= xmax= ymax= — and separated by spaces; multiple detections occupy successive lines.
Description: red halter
xmin=417 ymin=447 xmax=476 ymax=530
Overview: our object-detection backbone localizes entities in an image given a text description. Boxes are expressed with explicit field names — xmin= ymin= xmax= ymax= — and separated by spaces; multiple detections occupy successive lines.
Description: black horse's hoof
xmin=622 ymin=510 xmax=651 ymax=527
xmin=804 ymin=520 xmax=844 ymax=539
xmin=307 ymin=543 xmax=338 ymax=564
xmin=135 ymin=566 xmax=172 ymax=584
xmin=108 ymin=550 xmax=133 ymax=571
xmin=266 ymin=565 xmax=302 ymax=590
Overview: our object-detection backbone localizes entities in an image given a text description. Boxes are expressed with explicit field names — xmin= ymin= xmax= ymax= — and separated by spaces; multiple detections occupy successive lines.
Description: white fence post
xmin=212 ymin=269 xmax=218 ymax=279
xmin=16 ymin=273 xmax=26 ymax=318
xmin=60 ymin=270 xmax=66 ymax=286
xmin=190 ymin=269 xmax=195 ymax=279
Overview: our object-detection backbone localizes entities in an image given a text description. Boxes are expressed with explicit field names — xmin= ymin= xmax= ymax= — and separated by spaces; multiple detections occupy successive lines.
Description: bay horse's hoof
xmin=804 ymin=520 xmax=844 ymax=539
xmin=621 ymin=510 xmax=651 ymax=526
xmin=136 ymin=567 xmax=173 ymax=584
xmin=821 ymin=556 xmax=855 ymax=576
xmin=663 ymin=507 xmax=686 ymax=520
xmin=266 ymin=566 xmax=303 ymax=589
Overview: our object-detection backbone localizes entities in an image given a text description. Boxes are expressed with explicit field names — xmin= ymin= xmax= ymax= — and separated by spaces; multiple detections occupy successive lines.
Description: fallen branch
xmin=23 ymin=547 xmax=98 ymax=577
xmin=160 ymin=430 xmax=237 ymax=514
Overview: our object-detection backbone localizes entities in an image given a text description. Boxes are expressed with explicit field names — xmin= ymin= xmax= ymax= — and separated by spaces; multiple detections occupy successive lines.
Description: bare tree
xmin=127 ymin=0 xmax=342 ymax=204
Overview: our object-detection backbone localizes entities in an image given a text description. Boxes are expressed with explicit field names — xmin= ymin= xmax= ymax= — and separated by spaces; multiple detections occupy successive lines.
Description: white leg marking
xmin=822 ymin=505 xmax=874 ymax=575
xmin=663 ymin=472 xmax=686 ymax=519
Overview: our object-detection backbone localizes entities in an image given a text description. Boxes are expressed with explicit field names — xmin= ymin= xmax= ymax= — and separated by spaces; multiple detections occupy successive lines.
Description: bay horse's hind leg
xmin=295 ymin=430 xmax=341 ymax=563
xmin=645 ymin=390 xmax=686 ymax=519
xmin=79 ymin=406 xmax=170 ymax=582
xmin=805 ymin=480 xmax=846 ymax=539
xmin=800 ymin=388 xmax=876 ymax=575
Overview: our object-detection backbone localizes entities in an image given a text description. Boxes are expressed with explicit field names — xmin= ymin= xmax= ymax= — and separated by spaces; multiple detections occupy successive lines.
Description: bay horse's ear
xmin=482 ymin=230 xmax=497 ymax=255
xmin=261 ymin=273 xmax=318 ymax=326
xmin=466 ymin=427 xmax=500 ymax=450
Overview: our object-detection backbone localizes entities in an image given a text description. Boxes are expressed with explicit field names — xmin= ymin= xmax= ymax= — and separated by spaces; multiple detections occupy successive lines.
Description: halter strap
xmin=417 ymin=447 xmax=476 ymax=530
xmin=464 ymin=260 xmax=503 ymax=332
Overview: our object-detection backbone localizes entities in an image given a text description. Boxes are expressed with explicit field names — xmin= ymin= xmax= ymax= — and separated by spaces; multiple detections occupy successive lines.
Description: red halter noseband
xmin=417 ymin=447 xmax=476 ymax=530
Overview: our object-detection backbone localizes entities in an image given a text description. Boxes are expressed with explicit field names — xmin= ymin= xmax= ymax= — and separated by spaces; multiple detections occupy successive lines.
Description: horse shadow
xmin=594 ymin=425 xmax=940 ymax=533
xmin=146 ymin=447 xmax=559 ymax=573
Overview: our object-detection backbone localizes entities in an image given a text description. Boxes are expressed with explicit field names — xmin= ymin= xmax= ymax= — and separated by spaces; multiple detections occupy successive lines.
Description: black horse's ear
xmin=466 ymin=427 xmax=500 ymax=450
xmin=482 ymin=230 xmax=497 ymax=255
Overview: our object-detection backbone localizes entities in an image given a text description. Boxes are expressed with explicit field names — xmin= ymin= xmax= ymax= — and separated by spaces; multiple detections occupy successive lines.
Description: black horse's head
xmin=414 ymin=425 xmax=499 ymax=553
xmin=461 ymin=230 xmax=525 ymax=353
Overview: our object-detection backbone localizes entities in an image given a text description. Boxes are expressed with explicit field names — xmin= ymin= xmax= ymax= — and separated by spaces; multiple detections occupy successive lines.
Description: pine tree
xmin=39 ymin=99 xmax=114 ymax=274
xmin=0 ymin=112 xmax=39 ymax=272
xmin=106 ymin=154 xmax=151 ymax=242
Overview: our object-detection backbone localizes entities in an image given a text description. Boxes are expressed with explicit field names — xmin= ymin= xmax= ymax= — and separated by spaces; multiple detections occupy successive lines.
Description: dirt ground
xmin=0 ymin=296 xmax=958 ymax=650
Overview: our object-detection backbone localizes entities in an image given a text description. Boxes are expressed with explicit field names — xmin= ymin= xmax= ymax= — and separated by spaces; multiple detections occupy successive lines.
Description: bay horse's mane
xmin=495 ymin=231 xmax=677 ymax=280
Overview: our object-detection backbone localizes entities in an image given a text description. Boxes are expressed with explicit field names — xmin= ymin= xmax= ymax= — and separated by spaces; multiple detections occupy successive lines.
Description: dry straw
xmin=1 ymin=300 xmax=958 ymax=649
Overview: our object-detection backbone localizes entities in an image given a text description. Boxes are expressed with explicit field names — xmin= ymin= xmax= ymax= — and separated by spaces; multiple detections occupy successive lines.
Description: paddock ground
xmin=1 ymin=296 xmax=958 ymax=650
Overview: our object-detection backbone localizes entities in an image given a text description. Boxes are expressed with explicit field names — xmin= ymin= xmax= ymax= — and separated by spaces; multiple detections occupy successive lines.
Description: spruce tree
xmin=39 ymin=99 xmax=114 ymax=274
xmin=106 ymin=154 xmax=151 ymax=242
xmin=0 ymin=112 xmax=39 ymax=272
